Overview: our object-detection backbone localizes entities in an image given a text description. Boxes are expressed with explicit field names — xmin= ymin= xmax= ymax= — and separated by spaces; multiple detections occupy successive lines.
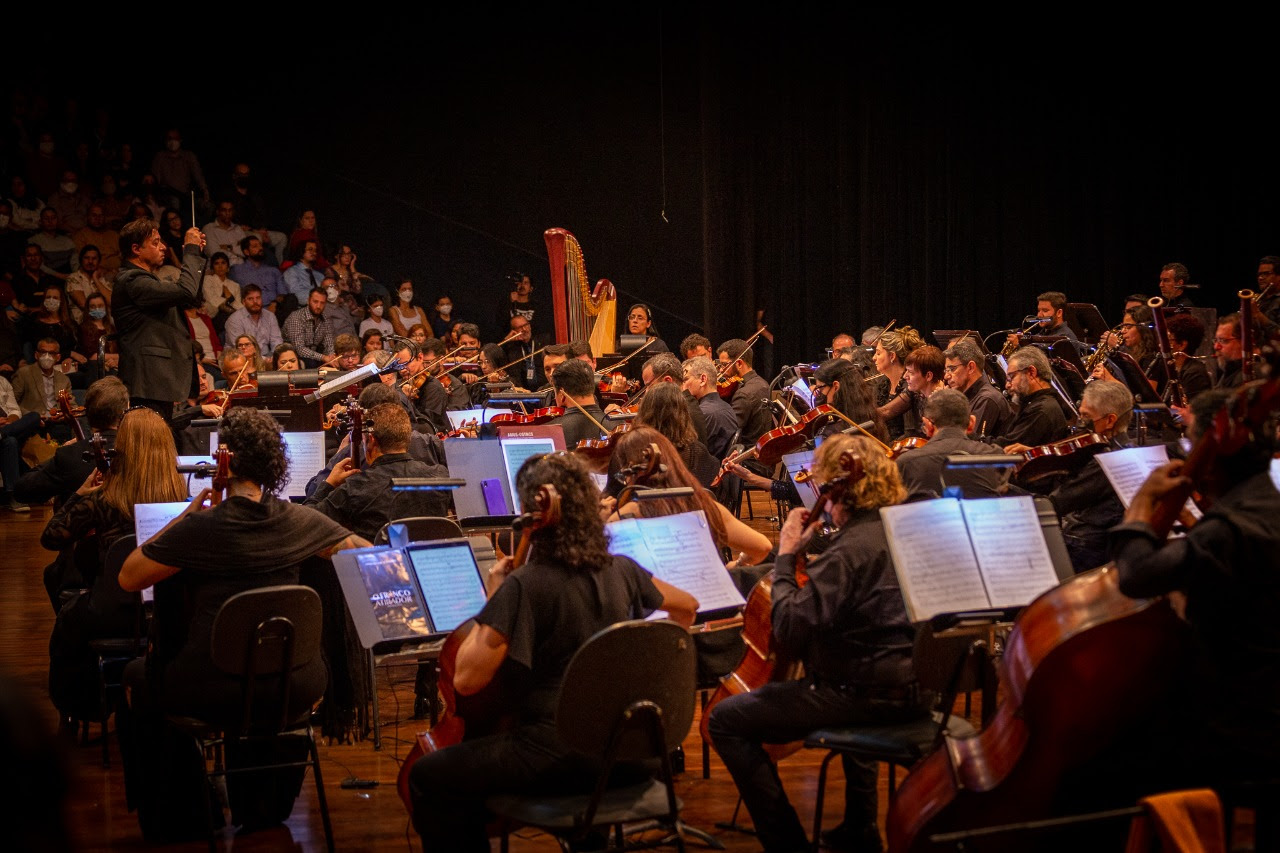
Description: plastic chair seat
xmin=488 ymin=780 xmax=682 ymax=829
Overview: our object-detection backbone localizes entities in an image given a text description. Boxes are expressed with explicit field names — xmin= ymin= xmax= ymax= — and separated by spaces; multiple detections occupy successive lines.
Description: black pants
xmin=707 ymin=679 xmax=927 ymax=853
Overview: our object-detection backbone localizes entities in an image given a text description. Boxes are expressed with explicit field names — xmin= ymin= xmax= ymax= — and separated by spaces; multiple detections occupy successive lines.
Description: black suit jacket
xmin=113 ymin=246 xmax=204 ymax=403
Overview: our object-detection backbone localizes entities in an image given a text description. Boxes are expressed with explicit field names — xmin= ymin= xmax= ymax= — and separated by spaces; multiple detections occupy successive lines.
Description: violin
xmin=437 ymin=418 xmax=480 ymax=439
xmin=887 ymin=435 xmax=927 ymax=460
xmin=714 ymin=324 xmax=769 ymax=400
xmin=1014 ymin=431 xmax=1108 ymax=482
xmin=710 ymin=404 xmax=846 ymax=487
xmin=488 ymin=406 xmax=565 ymax=427
xmin=346 ymin=397 xmax=364 ymax=469
xmin=57 ymin=389 xmax=113 ymax=474
xmin=886 ymin=354 xmax=1280 ymax=853
xmin=397 ymin=484 xmax=562 ymax=813
xmin=574 ymin=422 xmax=633 ymax=459
xmin=699 ymin=450 xmax=865 ymax=759
xmin=54 ymin=390 xmax=86 ymax=438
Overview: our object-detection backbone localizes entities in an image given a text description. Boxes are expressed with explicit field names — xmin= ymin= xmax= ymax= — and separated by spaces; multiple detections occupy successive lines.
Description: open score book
xmin=879 ymin=495 xmax=1061 ymax=623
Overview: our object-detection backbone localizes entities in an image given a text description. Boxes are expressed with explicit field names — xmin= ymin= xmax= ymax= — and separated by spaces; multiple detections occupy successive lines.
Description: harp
xmin=544 ymin=227 xmax=617 ymax=358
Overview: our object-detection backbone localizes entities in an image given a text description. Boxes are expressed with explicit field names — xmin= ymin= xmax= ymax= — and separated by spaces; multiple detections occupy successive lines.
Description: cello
xmin=698 ymin=451 xmax=865 ymax=759
xmin=396 ymin=484 xmax=561 ymax=811
xmin=886 ymin=357 xmax=1280 ymax=853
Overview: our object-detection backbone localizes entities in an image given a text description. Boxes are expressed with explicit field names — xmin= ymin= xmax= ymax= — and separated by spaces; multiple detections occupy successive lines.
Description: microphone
xmin=1023 ymin=316 xmax=1053 ymax=325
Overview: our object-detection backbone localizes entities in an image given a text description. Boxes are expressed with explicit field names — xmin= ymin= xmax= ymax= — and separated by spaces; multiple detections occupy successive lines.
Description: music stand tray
xmin=933 ymin=330 xmax=986 ymax=353
xmin=1067 ymin=303 xmax=1110 ymax=346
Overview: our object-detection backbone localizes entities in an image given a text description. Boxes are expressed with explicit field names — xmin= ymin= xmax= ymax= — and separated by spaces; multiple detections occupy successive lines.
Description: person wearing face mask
xmin=6 ymin=175 xmax=45 ymax=235
xmin=228 ymin=234 xmax=285 ymax=313
xmin=320 ymin=276 xmax=356 ymax=338
xmin=359 ymin=294 xmax=393 ymax=337
xmin=113 ymin=217 xmax=207 ymax=420
xmin=149 ymin=128 xmax=209 ymax=217
xmin=11 ymin=339 xmax=73 ymax=431
xmin=65 ymin=245 xmax=113 ymax=323
xmin=23 ymin=283 xmax=85 ymax=378
xmin=389 ymin=277 xmax=425 ymax=337
xmin=78 ymin=292 xmax=118 ymax=377
xmin=428 ymin=294 xmax=455 ymax=338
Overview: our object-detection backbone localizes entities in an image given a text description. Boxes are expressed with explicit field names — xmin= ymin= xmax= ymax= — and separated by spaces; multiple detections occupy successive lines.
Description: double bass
xmin=396 ymin=485 xmax=561 ymax=812
xmin=887 ymin=354 xmax=1280 ymax=852
xmin=698 ymin=451 xmax=865 ymax=759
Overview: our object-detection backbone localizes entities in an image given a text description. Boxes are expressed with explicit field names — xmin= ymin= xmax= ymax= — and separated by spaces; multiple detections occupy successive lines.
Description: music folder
xmin=334 ymin=538 xmax=490 ymax=652
xmin=880 ymin=496 xmax=1062 ymax=623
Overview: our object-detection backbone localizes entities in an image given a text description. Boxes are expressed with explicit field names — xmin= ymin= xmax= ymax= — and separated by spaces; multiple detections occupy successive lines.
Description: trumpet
xmin=1082 ymin=323 xmax=1125 ymax=375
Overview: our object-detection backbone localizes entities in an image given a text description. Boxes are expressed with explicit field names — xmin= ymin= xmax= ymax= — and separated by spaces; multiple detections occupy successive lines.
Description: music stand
xmin=1067 ymin=303 xmax=1109 ymax=345
xmin=932 ymin=330 xmax=986 ymax=353
xmin=1110 ymin=352 xmax=1162 ymax=404
xmin=1047 ymin=339 xmax=1088 ymax=378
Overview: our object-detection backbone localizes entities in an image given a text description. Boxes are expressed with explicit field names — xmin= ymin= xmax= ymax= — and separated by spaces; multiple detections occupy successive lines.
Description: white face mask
xmin=437 ymin=304 xmax=452 ymax=316
xmin=37 ymin=354 xmax=56 ymax=369
xmin=44 ymin=298 xmax=61 ymax=312
xmin=399 ymin=290 xmax=413 ymax=302
xmin=326 ymin=287 xmax=340 ymax=301
xmin=166 ymin=139 xmax=181 ymax=152
xmin=371 ymin=305 xmax=384 ymax=318
xmin=60 ymin=182 xmax=78 ymax=195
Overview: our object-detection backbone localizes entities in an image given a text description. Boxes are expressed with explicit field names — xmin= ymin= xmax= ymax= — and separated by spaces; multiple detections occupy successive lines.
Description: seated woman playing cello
xmin=408 ymin=451 xmax=696 ymax=852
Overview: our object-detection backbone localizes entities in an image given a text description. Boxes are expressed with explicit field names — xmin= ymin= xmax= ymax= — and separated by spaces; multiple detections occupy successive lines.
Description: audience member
xmin=6 ymin=175 xmax=44 ymax=234
xmin=0 ymin=374 xmax=42 ymax=511
xmin=77 ymin=292 xmax=118 ymax=376
xmin=28 ymin=208 xmax=76 ymax=279
xmin=201 ymin=200 xmax=247 ymax=263
xmin=228 ymin=235 xmax=285 ymax=312
xmin=359 ymin=293 xmax=393 ymax=337
xmin=222 ymin=283 xmax=282 ymax=354
xmin=389 ymin=276 xmax=426 ymax=337
xmin=282 ymin=287 xmax=336 ymax=368
xmin=284 ymin=209 xmax=328 ymax=270
xmin=65 ymin=244 xmax=113 ymax=322
xmin=46 ymin=169 xmax=90 ymax=232
xmin=149 ymin=128 xmax=209 ymax=214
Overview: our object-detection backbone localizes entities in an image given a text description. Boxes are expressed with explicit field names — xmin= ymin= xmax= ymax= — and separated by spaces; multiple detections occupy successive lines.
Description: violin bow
xmin=716 ymin=325 xmax=768 ymax=381
xmin=559 ymin=389 xmax=611 ymax=435
xmin=825 ymin=409 xmax=894 ymax=456
xmin=868 ymin=319 xmax=896 ymax=347
xmin=598 ymin=336 xmax=658 ymax=380
xmin=492 ymin=345 xmax=546 ymax=377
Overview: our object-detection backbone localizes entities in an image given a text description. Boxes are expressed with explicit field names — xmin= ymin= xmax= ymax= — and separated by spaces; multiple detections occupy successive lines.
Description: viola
xmin=888 ymin=353 xmax=1280 ymax=853
xmin=397 ymin=484 xmax=562 ymax=812
xmin=716 ymin=375 xmax=741 ymax=401
xmin=614 ymin=441 xmax=663 ymax=510
xmin=1014 ymin=431 xmax=1108 ymax=483
xmin=699 ymin=450 xmax=866 ymax=759
xmin=488 ymin=406 xmax=565 ymax=427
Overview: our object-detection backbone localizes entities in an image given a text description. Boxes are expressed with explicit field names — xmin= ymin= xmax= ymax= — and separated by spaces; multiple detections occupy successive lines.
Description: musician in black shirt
xmin=997 ymin=346 xmax=1069 ymax=449
xmin=708 ymin=434 xmax=927 ymax=853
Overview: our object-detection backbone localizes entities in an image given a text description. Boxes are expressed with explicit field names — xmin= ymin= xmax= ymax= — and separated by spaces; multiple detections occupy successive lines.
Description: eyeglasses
xmin=943 ymin=365 xmax=961 ymax=375
xmin=1006 ymin=367 xmax=1031 ymax=379
xmin=1213 ymin=337 xmax=1238 ymax=345
xmin=627 ymin=314 xmax=648 ymax=322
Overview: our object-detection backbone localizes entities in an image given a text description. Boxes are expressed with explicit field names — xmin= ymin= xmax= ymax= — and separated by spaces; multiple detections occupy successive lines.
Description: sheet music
xmin=782 ymin=450 xmax=818 ymax=511
xmin=208 ymin=430 xmax=327 ymax=500
xmin=499 ymin=438 xmax=555 ymax=513
xmin=880 ymin=499 xmax=992 ymax=622
xmin=1095 ymin=444 xmax=1202 ymax=520
xmin=176 ymin=455 xmax=215 ymax=499
xmin=960 ymin=496 xmax=1059 ymax=610
xmin=408 ymin=542 xmax=488 ymax=633
xmin=133 ymin=501 xmax=192 ymax=545
xmin=606 ymin=510 xmax=746 ymax=615
xmin=1270 ymin=457 xmax=1280 ymax=493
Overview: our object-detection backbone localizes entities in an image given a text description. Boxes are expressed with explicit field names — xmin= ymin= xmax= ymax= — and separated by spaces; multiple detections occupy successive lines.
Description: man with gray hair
xmin=998 ymin=346 xmax=1069 ymax=449
xmin=638 ymin=352 xmax=708 ymax=446
xmin=683 ymin=355 xmax=738 ymax=460
xmin=1047 ymin=380 xmax=1134 ymax=572
xmin=896 ymin=388 xmax=1005 ymax=500
xmin=943 ymin=338 xmax=1011 ymax=440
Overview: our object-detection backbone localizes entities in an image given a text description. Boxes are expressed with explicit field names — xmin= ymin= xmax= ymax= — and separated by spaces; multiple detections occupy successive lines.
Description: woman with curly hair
xmin=409 ymin=450 xmax=697 ymax=851
xmin=117 ymin=407 xmax=368 ymax=838
xmin=873 ymin=325 xmax=926 ymax=439
xmin=708 ymin=434 xmax=925 ymax=853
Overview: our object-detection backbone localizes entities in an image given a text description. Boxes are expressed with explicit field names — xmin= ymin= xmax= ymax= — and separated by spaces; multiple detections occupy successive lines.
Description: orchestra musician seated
xmin=943 ymin=337 xmax=1011 ymax=441
xmin=304 ymin=403 xmax=450 ymax=542
xmin=680 ymin=332 xmax=713 ymax=360
xmin=15 ymin=375 xmax=126 ymax=510
xmin=1005 ymin=290 xmax=1080 ymax=351
xmin=40 ymin=406 xmax=188 ymax=723
xmin=1164 ymin=312 xmax=1212 ymax=404
xmin=871 ymin=326 xmax=925 ymax=440
xmin=116 ymin=407 xmax=368 ymax=839
xmin=628 ymin=381 xmax=719 ymax=489
xmin=707 ymin=434 xmax=928 ymax=853
xmin=1211 ymin=313 xmax=1248 ymax=389
xmin=1109 ymin=388 xmax=1280 ymax=846
xmin=895 ymin=388 xmax=1005 ymax=501
xmin=717 ymin=337 xmax=773 ymax=451
xmin=876 ymin=345 xmax=946 ymax=440
xmin=683 ymin=354 xmax=740 ymax=461
xmin=605 ymin=352 xmax=708 ymax=446
xmin=1042 ymin=380 xmax=1134 ymax=573
xmin=546 ymin=359 xmax=624 ymax=448
xmin=408 ymin=451 xmax=697 ymax=852
xmin=996 ymin=345 xmax=1069 ymax=449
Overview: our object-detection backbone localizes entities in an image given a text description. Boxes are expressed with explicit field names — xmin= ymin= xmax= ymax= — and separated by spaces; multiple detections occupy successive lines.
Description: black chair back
xmin=556 ymin=620 xmax=696 ymax=759
xmin=373 ymin=515 xmax=464 ymax=545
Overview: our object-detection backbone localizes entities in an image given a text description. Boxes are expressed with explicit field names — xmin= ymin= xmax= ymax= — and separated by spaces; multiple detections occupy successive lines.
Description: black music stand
xmin=932 ymin=330 xmax=986 ymax=353
xmin=1067 ymin=303 xmax=1109 ymax=345
xmin=1110 ymin=352 xmax=1162 ymax=404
